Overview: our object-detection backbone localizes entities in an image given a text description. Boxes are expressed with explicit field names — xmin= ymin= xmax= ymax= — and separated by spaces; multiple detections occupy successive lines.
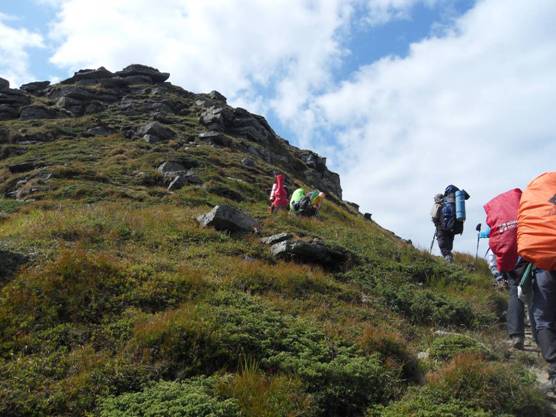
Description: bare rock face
xmin=0 ymin=77 xmax=10 ymax=90
xmin=20 ymin=81 xmax=50 ymax=95
xmin=197 ymin=205 xmax=257 ymax=233
xmin=19 ymin=105 xmax=59 ymax=120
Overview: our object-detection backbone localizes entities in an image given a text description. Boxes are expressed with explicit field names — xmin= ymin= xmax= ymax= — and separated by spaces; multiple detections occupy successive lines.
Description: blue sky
xmin=1 ymin=0 xmax=555 ymax=255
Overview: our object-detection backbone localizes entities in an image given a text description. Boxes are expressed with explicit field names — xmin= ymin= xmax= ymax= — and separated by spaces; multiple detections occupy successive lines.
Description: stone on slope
xmin=158 ymin=161 xmax=186 ymax=175
xmin=270 ymin=238 xmax=351 ymax=270
xmin=0 ymin=104 xmax=19 ymax=120
xmin=198 ymin=131 xmax=231 ymax=147
xmin=241 ymin=157 xmax=255 ymax=168
xmin=260 ymin=233 xmax=292 ymax=245
xmin=167 ymin=172 xmax=202 ymax=191
xmin=197 ymin=205 xmax=257 ymax=233
xmin=137 ymin=121 xmax=176 ymax=143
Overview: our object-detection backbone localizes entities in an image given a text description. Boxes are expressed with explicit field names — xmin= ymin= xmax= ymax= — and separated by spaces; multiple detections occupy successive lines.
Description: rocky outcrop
xmin=260 ymin=233 xmax=292 ymax=245
xmin=0 ymin=77 xmax=9 ymax=90
xmin=197 ymin=205 xmax=258 ymax=233
xmin=0 ymin=64 xmax=344 ymax=199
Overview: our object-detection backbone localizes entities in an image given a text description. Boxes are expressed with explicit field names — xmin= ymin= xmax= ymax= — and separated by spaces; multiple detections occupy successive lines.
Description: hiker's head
xmin=434 ymin=193 xmax=443 ymax=203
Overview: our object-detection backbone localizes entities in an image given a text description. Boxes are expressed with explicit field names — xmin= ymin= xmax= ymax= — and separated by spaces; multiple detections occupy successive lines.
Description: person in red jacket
xmin=269 ymin=173 xmax=289 ymax=213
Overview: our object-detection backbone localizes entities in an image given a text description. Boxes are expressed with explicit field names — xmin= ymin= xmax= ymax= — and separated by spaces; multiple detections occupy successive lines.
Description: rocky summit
xmin=0 ymin=64 xmax=341 ymax=201
xmin=0 ymin=65 xmax=553 ymax=417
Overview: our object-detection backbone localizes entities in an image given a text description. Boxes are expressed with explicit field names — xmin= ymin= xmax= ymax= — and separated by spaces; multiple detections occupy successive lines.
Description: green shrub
xmin=429 ymin=334 xmax=491 ymax=361
xmin=99 ymin=377 xmax=241 ymax=417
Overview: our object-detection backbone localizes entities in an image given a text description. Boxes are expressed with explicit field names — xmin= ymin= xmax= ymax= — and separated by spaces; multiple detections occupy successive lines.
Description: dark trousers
xmin=532 ymin=270 xmax=556 ymax=378
xmin=506 ymin=274 xmax=534 ymax=338
xmin=436 ymin=229 xmax=454 ymax=257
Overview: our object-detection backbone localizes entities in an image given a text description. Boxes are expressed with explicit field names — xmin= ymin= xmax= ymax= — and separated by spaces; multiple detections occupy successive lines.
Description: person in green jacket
xmin=290 ymin=187 xmax=325 ymax=216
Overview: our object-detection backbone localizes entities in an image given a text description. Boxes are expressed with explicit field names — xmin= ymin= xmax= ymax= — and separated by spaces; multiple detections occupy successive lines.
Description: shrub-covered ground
xmin=0 ymin=84 xmax=551 ymax=416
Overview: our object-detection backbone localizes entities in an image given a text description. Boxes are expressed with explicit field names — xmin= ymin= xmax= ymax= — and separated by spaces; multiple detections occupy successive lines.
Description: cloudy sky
xmin=1 ymin=0 xmax=555 ymax=255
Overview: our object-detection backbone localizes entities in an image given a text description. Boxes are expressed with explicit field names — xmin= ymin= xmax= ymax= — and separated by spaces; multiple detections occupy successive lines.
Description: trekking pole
xmin=429 ymin=231 xmax=436 ymax=254
xmin=474 ymin=223 xmax=482 ymax=261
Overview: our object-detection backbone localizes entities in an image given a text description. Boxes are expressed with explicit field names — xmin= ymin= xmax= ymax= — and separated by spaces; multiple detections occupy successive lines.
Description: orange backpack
xmin=517 ymin=172 xmax=556 ymax=270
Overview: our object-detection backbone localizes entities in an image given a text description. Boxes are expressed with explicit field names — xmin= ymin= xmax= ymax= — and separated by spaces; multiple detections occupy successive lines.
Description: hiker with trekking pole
xmin=430 ymin=186 xmax=470 ymax=262
xmin=482 ymin=190 xmax=534 ymax=352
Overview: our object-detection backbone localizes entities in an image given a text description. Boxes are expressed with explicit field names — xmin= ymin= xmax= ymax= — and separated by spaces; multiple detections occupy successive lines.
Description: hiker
xmin=269 ymin=173 xmax=289 ymax=213
xmin=517 ymin=172 xmax=556 ymax=392
xmin=431 ymin=186 xmax=469 ymax=263
xmin=290 ymin=187 xmax=325 ymax=216
xmin=484 ymin=189 xmax=532 ymax=350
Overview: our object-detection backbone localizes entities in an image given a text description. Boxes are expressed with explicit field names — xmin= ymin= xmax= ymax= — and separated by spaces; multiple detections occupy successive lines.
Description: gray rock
xmin=241 ymin=157 xmax=255 ymax=168
xmin=260 ymin=233 xmax=292 ymax=245
xmin=345 ymin=201 xmax=360 ymax=212
xmin=417 ymin=351 xmax=430 ymax=361
xmin=86 ymin=125 xmax=114 ymax=136
xmin=61 ymin=66 xmax=114 ymax=84
xmin=115 ymin=64 xmax=170 ymax=83
xmin=8 ymin=161 xmax=37 ymax=173
xmin=167 ymin=172 xmax=203 ymax=191
xmin=84 ymin=101 xmax=106 ymax=114
xmin=208 ymin=90 xmax=227 ymax=103
xmin=138 ymin=121 xmax=176 ymax=142
xmin=364 ymin=213 xmax=372 ymax=221
xmin=199 ymin=105 xmax=234 ymax=130
xmin=270 ymin=239 xmax=351 ymax=270
xmin=157 ymin=161 xmax=186 ymax=175
xmin=198 ymin=131 xmax=231 ymax=147
xmin=196 ymin=205 xmax=257 ymax=233
xmin=0 ymin=89 xmax=31 ymax=106
xmin=19 ymin=105 xmax=59 ymax=120
xmin=56 ymin=96 xmax=83 ymax=116
xmin=20 ymin=81 xmax=50 ymax=94
xmin=0 ymin=104 xmax=19 ymax=120
xmin=0 ymin=77 xmax=9 ymax=90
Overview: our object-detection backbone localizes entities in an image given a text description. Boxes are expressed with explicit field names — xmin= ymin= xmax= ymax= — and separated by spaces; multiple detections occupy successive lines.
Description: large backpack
xmin=484 ymin=188 xmax=522 ymax=272
xmin=441 ymin=185 xmax=464 ymax=234
xmin=517 ymin=172 xmax=556 ymax=270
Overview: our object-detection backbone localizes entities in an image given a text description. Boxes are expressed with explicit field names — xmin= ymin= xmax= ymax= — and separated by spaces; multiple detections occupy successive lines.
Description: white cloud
xmin=0 ymin=14 xmax=44 ymax=86
xmin=311 ymin=0 xmax=556 ymax=254
xmin=362 ymin=0 xmax=438 ymax=25
xmin=44 ymin=0 xmax=436 ymax=126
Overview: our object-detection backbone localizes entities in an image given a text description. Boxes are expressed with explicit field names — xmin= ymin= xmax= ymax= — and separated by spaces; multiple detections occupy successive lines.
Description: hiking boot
xmin=508 ymin=335 xmax=525 ymax=350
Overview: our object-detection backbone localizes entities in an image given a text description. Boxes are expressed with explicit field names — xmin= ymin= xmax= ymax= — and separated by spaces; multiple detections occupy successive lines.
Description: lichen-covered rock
xmin=198 ymin=131 xmax=231 ymax=147
xmin=19 ymin=105 xmax=59 ymax=120
xmin=20 ymin=81 xmax=50 ymax=95
xmin=260 ymin=233 xmax=292 ymax=245
xmin=197 ymin=205 xmax=257 ymax=233
xmin=61 ymin=67 xmax=114 ymax=84
xmin=270 ymin=238 xmax=351 ymax=270
xmin=167 ymin=172 xmax=202 ymax=191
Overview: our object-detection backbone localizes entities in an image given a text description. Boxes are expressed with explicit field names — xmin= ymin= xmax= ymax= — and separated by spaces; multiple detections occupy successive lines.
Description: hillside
xmin=0 ymin=65 xmax=551 ymax=417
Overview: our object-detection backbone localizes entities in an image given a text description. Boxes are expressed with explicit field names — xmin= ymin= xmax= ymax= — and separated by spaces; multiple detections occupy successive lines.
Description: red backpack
xmin=484 ymin=188 xmax=522 ymax=272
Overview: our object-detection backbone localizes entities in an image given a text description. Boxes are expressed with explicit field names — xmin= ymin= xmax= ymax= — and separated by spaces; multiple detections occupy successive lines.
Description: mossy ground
xmin=0 ymin=114 xmax=550 ymax=416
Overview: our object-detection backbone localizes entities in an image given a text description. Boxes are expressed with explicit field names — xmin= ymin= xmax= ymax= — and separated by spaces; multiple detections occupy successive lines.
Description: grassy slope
xmin=0 ymin=90 xmax=550 ymax=417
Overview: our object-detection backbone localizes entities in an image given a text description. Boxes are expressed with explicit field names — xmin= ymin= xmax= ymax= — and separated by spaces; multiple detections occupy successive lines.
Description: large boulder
xmin=260 ymin=233 xmax=292 ymax=245
xmin=138 ymin=121 xmax=176 ymax=143
xmin=270 ymin=238 xmax=352 ymax=270
xmin=0 ymin=89 xmax=31 ymax=106
xmin=115 ymin=64 xmax=170 ymax=83
xmin=0 ymin=104 xmax=19 ymax=120
xmin=198 ymin=131 xmax=231 ymax=147
xmin=196 ymin=205 xmax=257 ymax=233
xmin=20 ymin=81 xmax=50 ymax=94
